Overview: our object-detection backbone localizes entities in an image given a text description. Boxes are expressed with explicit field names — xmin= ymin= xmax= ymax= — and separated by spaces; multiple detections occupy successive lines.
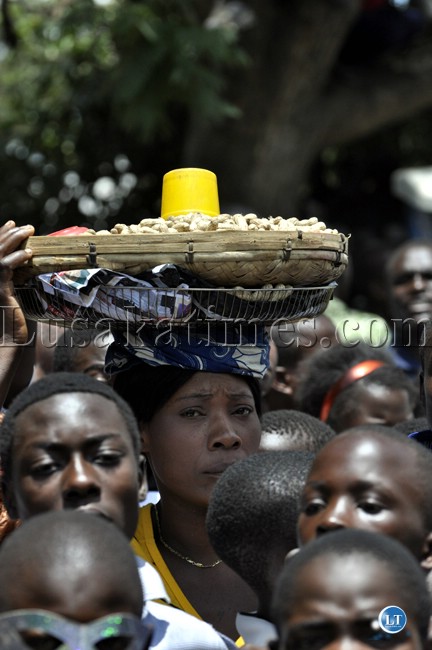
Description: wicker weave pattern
xmin=14 ymin=230 xmax=349 ymax=288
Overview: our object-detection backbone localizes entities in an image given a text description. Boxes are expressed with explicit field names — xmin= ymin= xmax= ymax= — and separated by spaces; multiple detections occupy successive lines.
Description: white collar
xmin=236 ymin=611 xmax=277 ymax=645
xmin=135 ymin=555 xmax=170 ymax=603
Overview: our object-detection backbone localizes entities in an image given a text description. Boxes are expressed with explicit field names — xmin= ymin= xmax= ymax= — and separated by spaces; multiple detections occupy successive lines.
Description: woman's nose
xmin=207 ymin=413 xmax=242 ymax=449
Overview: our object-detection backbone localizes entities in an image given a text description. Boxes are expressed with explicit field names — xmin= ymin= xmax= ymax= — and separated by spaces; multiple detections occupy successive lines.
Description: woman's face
xmin=141 ymin=372 xmax=262 ymax=507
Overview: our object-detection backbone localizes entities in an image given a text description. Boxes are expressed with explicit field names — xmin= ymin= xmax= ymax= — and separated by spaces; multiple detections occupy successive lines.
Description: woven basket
xmin=14 ymin=230 xmax=349 ymax=288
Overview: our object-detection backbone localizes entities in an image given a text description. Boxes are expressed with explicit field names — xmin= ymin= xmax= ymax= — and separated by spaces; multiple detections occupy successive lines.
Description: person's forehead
xmin=19 ymin=392 xmax=117 ymax=414
xmin=317 ymin=432 xmax=385 ymax=456
xmin=300 ymin=552 xmax=390 ymax=584
xmin=292 ymin=554 xmax=400 ymax=613
xmin=12 ymin=567 xmax=139 ymax=617
xmin=15 ymin=392 xmax=128 ymax=433
xmin=356 ymin=384 xmax=412 ymax=411
xmin=312 ymin=433 xmax=414 ymax=475
xmin=390 ymin=245 xmax=432 ymax=277
xmin=176 ymin=371 xmax=253 ymax=395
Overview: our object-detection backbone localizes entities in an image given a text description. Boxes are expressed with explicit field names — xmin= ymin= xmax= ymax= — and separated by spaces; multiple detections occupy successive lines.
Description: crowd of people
xmin=1 ymin=218 xmax=432 ymax=649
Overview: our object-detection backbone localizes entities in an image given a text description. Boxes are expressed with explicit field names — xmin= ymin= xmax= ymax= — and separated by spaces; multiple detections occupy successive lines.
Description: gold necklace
xmin=153 ymin=505 xmax=222 ymax=569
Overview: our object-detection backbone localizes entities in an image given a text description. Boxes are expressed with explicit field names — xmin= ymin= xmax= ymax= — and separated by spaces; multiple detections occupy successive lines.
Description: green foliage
xmin=107 ymin=1 xmax=247 ymax=139
xmin=0 ymin=0 xmax=248 ymax=230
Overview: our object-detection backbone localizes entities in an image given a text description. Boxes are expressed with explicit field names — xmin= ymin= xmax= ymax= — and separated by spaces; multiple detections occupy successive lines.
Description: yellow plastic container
xmin=161 ymin=168 xmax=220 ymax=219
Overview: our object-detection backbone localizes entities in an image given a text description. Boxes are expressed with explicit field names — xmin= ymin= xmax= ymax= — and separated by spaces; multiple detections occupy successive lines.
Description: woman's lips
xmin=204 ymin=462 xmax=236 ymax=475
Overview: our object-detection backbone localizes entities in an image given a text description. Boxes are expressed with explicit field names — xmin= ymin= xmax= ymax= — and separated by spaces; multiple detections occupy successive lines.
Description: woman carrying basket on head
xmin=107 ymin=324 xmax=269 ymax=642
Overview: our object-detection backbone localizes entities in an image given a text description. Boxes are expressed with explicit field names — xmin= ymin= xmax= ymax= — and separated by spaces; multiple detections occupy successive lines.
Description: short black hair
xmin=260 ymin=410 xmax=336 ymax=452
xmin=394 ymin=417 xmax=429 ymax=436
xmin=114 ymin=363 xmax=262 ymax=423
xmin=206 ymin=450 xmax=314 ymax=609
xmin=0 ymin=372 xmax=141 ymax=489
xmin=386 ymin=239 xmax=432 ymax=279
xmin=272 ymin=528 xmax=431 ymax=644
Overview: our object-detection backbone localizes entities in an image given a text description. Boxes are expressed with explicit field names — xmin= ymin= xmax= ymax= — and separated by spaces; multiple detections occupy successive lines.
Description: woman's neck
xmin=154 ymin=498 xmax=218 ymax=565
xmin=151 ymin=498 xmax=257 ymax=640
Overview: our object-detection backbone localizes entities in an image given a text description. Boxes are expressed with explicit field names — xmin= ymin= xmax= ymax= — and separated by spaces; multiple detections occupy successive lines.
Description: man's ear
xmin=420 ymin=532 xmax=432 ymax=571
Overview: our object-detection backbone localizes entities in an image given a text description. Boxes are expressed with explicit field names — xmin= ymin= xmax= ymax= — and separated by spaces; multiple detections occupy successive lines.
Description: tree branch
xmin=267 ymin=0 xmax=361 ymax=114
xmin=1 ymin=0 xmax=18 ymax=48
xmin=321 ymin=26 xmax=432 ymax=146
xmin=246 ymin=1 xmax=362 ymax=211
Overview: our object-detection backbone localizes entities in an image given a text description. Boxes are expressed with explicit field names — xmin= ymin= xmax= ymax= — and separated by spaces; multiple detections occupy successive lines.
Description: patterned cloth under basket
xmin=15 ymin=268 xmax=337 ymax=327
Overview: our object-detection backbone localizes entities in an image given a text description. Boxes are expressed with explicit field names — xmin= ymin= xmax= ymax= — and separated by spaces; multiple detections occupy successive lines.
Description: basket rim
xmin=14 ymin=230 xmax=349 ymax=287
xmin=22 ymin=229 xmax=350 ymax=251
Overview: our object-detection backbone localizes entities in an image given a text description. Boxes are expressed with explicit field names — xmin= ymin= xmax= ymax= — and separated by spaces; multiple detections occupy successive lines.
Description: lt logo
xmin=378 ymin=606 xmax=407 ymax=634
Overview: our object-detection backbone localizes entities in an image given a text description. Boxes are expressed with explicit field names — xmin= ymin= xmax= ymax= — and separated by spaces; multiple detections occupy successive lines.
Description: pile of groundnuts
xmin=85 ymin=213 xmax=339 ymax=236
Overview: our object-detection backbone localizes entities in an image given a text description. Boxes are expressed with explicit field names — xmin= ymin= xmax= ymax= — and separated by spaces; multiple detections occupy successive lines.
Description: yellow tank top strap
xmin=131 ymin=503 xmax=202 ymax=619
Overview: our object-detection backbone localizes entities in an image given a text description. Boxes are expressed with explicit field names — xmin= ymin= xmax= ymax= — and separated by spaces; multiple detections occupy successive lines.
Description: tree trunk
xmin=186 ymin=0 xmax=361 ymax=213
xmin=186 ymin=0 xmax=432 ymax=215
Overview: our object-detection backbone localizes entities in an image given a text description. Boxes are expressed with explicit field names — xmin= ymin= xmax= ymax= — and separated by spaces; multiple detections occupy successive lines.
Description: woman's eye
xmin=180 ymin=409 xmax=203 ymax=418
xmin=234 ymin=406 xmax=253 ymax=416
xmin=94 ymin=451 xmax=123 ymax=466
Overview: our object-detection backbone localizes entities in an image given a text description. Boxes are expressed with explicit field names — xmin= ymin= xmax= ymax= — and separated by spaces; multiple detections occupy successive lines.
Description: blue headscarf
xmin=105 ymin=324 xmax=270 ymax=379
